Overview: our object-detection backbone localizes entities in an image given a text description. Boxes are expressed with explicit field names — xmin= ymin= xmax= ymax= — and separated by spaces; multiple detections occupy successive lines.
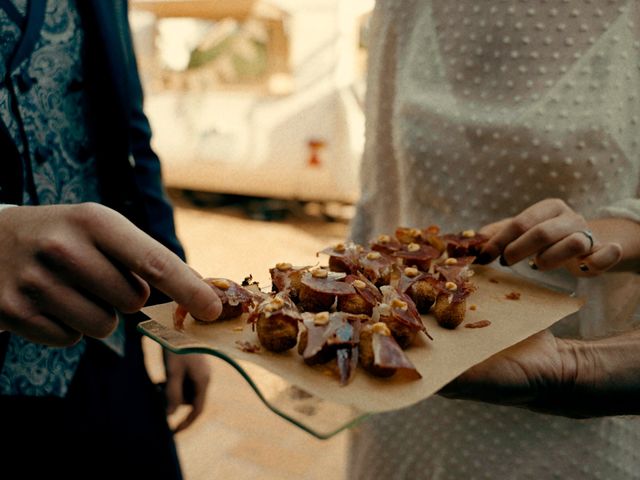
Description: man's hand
xmin=439 ymin=330 xmax=571 ymax=409
xmin=440 ymin=328 xmax=640 ymax=418
xmin=164 ymin=352 xmax=211 ymax=433
xmin=0 ymin=203 xmax=222 ymax=346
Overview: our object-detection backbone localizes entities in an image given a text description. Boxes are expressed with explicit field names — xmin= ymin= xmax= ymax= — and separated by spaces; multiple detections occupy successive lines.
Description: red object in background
xmin=307 ymin=139 xmax=326 ymax=167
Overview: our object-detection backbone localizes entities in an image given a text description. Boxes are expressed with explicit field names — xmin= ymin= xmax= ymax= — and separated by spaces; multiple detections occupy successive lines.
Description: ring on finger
xmin=578 ymin=229 xmax=595 ymax=251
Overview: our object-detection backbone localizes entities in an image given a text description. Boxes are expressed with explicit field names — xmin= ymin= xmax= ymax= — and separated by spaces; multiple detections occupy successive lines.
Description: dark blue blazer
xmin=0 ymin=0 xmax=185 ymax=262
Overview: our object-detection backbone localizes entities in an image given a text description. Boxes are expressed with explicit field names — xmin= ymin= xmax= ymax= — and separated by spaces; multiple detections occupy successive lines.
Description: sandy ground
xmin=143 ymin=193 xmax=352 ymax=480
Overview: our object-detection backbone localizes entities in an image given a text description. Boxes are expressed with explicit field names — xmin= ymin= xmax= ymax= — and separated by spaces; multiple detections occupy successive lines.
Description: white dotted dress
xmin=349 ymin=1 xmax=640 ymax=479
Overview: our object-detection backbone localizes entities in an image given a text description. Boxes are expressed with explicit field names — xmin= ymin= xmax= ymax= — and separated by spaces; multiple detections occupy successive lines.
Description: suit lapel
xmin=82 ymin=0 xmax=130 ymax=120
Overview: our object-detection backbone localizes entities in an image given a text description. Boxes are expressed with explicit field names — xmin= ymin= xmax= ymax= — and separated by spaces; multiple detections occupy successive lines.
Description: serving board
xmin=139 ymin=265 xmax=583 ymax=439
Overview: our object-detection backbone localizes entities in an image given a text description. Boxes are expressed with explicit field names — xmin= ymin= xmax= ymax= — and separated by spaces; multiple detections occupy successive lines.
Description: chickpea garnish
xmin=352 ymin=279 xmax=367 ymax=289
xmin=404 ymin=267 xmax=420 ymax=277
xmin=407 ymin=243 xmax=421 ymax=252
xmin=312 ymin=269 xmax=329 ymax=278
xmin=212 ymin=279 xmax=231 ymax=290
xmin=372 ymin=322 xmax=392 ymax=336
xmin=391 ymin=298 xmax=409 ymax=310
xmin=313 ymin=312 xmax=330 ymax=326
xmin=366 ymin=251 xmax=382 ymax=260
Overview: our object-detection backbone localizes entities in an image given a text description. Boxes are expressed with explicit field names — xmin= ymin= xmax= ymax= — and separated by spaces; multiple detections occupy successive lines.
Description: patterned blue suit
xmin=0 ymin=1 xmax=185 ymax=478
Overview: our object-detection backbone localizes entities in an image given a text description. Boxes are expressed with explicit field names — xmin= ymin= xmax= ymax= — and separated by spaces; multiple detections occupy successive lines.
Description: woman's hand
xmin=164 ymin=352 xmax=211 ymax=433
xmin=477 ymin=198 xmax=623 ymax=276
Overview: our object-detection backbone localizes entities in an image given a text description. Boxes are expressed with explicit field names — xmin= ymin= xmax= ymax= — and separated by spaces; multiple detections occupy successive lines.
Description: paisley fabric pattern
xmin=0 ymin=0 xmax=124 ymax=397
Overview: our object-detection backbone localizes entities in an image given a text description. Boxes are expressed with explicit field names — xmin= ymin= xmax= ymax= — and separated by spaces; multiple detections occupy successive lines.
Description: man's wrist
xmin=531 ymin=337 xmax=595 ymax=418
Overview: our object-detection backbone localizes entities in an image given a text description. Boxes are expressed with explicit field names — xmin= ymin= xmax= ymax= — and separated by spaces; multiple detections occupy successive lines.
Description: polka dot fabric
xmin=349 ymin=1 xmax=640 ymax=478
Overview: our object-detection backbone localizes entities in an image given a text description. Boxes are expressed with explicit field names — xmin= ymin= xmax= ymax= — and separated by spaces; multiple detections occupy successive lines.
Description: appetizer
xmin=337 ymin=273 xmax=383 ymax=316
xmin=269 ymin=262 xmax=310 ymax=302
xmin=376 ymin=286 xmax=429 ymax=349
xmin=172 ymin=222 xmax=488 ymax=385
xmin=431 ymin=257 xmax=477 ymax=329
xmin=173 ymin=277 xmax=255 ymax=330
xmin=319 ymin=242 xmax=364 ymax=274
xmin=443 ymin=230 xmax=488 ymax=258
xmin=359 ymin=322 xmax=421 ymax=379
xmin=298 ymin=312 xmax=363 ymax=385
xmin=298 ymin=268 xmax=356 ymax=312
xmin=249 ymin=292 xmax=302 ymax=352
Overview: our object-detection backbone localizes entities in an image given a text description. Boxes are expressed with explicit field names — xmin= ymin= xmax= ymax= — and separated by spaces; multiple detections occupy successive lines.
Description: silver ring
xmin=579 ymin=229 xmax=595 ymax=251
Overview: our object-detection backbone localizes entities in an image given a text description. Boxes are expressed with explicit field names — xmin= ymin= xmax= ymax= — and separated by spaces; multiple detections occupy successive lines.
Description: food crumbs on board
xmin=235 ymin=340 xmax=261 ymax=353
xmin=232 ymin=326 xmax=244 ymax=332
xmin=489 ymin=278 xmax=499 ymax=284
xmin=505 ymin=291 xmax=521 ymax=300
xmin=469 ymin=304 xmax=477 ymax=311
xmin=465 ymin=320 xmax=492 ymax=329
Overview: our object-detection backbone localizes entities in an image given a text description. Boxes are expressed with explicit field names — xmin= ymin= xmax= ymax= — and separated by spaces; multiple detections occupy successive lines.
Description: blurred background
xmin=131 ymin=0 xmax=372 ymax=205
xmin=129 ymin=1 xmax=374 ymax=478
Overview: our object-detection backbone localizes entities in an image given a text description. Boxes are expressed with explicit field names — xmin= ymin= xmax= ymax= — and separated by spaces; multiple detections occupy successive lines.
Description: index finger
xmin=90 ymin=207 xmax=222 ymax=321
xmin=479 ymin=200 xmax=568 ymax=265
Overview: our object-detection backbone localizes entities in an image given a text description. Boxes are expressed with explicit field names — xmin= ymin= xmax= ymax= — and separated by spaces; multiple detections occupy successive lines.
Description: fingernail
xmin=528 ymin=258 xmax=538 ymax=270
xmin=499 ymin=255 xmax=509 ymax=267
xmin=579 ymin=263 xmax=589 ymax=272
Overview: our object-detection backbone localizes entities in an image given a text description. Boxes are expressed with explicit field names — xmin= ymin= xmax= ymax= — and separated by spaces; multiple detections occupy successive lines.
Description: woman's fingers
xmin=564 ymin=242 xmax=623 ymax=276
xmin=516 ymin=225 xmax=591 ymax=270
xmin=505 ymin=218 xmax=589 ymax=268
xmin=479 ymin=199 xmax=574 ymax=264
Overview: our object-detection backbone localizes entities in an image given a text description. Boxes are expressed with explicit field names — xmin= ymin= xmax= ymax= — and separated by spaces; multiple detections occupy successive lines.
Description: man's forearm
xmin=554 ymin=329 xmax=640 ymax=417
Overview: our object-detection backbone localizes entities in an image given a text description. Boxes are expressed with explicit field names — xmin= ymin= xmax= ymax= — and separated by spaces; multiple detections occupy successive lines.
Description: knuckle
xmin=566 ymin=235 xmax=587 ymax=254
xmin=0 ymin=292 xmax=25 ymax=323
xmin=530 ymin=226 xmax=552 ymax=245
xmin=68 ymin=202 xmax=117 ymax=233
xmin=547 ymin=198 xmax=568 ymax=211
xmin=510 ymin=218 xmax=529 ymax=236
xmin=90 ymin=311 xmax=119 ymax=338
xmin=36 ymin=235 xmax=75 ymax=267
xmin=119 ymin=288 xmax=150 ymax=313
xmin=139 ymin=247 xmax=175 ymax=285
xmin=69 ymin=202 xmax=105 ymax=224
xmin=16 ymin=266 xmax=47 ymax=299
